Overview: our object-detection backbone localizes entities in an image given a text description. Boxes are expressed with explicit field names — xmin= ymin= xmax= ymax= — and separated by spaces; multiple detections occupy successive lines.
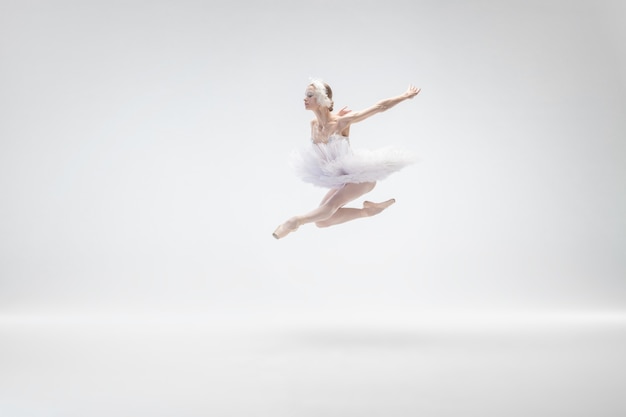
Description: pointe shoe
xmin=272 ymin=220 xmax=299 ymax=239
xmin=362 ymin=198 xmax=396 ymax=215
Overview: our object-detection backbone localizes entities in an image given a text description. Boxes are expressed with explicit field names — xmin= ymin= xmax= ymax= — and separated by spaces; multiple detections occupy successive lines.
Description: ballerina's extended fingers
xmin=336 ymin=106 xmax=352 ymax=116
xmin=406 ymin=84 xmax=421 ymax=98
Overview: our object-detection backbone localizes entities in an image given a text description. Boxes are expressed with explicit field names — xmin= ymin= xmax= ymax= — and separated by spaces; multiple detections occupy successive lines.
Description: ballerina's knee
xmin=313 ymin=202 xmax=343 ymax=228
xmin=315 ymin=219 xmax=331 ymax=228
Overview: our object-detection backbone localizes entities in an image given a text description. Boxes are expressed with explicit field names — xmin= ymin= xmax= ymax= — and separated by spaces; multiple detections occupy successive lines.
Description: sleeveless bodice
xmin=311 ymin=134 xmax=349 ymax=145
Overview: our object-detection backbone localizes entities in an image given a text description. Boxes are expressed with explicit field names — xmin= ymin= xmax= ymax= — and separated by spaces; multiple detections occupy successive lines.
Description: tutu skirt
xmin=289 ymin=136 xmax=416 ymax=188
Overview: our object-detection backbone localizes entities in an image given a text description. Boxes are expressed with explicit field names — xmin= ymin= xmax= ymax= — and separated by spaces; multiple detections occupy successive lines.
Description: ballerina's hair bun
xmin=309 ymin=78 xmax=334 ymax=112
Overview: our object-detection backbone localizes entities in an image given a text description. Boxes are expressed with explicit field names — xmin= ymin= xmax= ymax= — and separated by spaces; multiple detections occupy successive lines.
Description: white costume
xmin=290 ymin=134 xmax=415 ymax=189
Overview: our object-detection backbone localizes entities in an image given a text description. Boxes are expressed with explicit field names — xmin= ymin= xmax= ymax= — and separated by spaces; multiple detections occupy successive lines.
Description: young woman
xmin=273 ymin=79 xmax=420 ymax=239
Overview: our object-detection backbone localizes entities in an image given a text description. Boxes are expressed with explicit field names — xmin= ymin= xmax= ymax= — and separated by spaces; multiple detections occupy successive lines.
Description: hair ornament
xmin=308 ymin=78 xmax=333 ymax=109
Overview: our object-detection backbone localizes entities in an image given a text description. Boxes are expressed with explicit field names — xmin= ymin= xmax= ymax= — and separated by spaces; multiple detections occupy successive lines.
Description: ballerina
xmin=273 ymin=79 xmax=420 ymax=239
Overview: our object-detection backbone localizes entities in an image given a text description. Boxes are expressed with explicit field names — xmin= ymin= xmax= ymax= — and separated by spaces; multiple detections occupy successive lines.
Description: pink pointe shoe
xmin=272 ymin=219 xmax=299 ymax=239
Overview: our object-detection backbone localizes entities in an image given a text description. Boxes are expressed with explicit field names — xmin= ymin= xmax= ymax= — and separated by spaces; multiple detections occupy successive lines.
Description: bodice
xmin=311 ymin=134 xmax=350 ymax=145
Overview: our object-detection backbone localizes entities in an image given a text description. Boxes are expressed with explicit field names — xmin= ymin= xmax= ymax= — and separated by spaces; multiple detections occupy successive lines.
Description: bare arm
xmin=337 ymin=85 xmax=420 ymax=131
xmin=335 ymin=106 xmax=352 ymax=136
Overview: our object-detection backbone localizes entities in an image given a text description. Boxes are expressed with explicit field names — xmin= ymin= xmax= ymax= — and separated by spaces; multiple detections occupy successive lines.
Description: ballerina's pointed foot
xmin=362 ymin=198 xmax=396 ymax=215
xmin=272 ymin=219 xmax=299 ymax=239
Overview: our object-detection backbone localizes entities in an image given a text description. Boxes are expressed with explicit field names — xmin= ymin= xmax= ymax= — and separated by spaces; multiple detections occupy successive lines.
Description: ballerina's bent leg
xmin=314 ymin=198 xmax=396 ymax=228
xmin=273 ymin=181 xmax=395 ymax=238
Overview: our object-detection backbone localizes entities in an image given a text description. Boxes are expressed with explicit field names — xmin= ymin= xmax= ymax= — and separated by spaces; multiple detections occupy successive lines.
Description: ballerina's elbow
xmin=375 ymin=102 xmax=390 ymax=112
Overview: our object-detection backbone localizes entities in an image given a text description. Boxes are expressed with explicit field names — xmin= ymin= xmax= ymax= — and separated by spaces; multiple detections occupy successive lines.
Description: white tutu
xmin=289 ymin=135 xmax=416 ymax=188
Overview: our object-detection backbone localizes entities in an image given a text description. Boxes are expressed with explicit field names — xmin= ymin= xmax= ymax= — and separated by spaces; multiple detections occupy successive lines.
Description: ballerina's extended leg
xmin=273 ymin=188 xmax=339 ymax=239
xmin=273 ymin=182 xmax=384 ymax=239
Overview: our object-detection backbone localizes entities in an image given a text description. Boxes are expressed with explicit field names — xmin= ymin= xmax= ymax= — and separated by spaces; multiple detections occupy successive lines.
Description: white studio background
xmin=1 ymin=0 xmax=625 ymax=319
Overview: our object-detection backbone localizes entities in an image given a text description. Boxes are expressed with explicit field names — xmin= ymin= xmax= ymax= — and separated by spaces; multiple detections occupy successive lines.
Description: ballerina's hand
xmin=335 ymin=106 xmax=352 ymax=116
xmin=405 ymin=84 xmax=421 ymax=99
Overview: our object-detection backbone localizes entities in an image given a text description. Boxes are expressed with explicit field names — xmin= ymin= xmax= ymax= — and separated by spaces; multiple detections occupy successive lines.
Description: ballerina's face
xmin=304 ymin=86 xmax=318 ymax=110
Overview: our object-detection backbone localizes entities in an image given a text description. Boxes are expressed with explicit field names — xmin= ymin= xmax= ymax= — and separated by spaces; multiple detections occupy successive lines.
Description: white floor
xmin=1 ymin=311 xmax=625 ymax=417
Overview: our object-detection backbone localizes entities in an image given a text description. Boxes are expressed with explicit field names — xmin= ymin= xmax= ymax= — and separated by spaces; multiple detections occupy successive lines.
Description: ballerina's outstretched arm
xmin=336 ymin=85 xmax=420 ymax=131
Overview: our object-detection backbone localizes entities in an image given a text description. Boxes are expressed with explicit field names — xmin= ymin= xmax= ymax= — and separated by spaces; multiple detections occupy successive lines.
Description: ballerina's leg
xmin=273 ymin=182 xmax=378 ymax=239
xmin=315 ymin=198 xmax=396 ymax=228
xmin=319 ymin=187 xmax=340 ymax=206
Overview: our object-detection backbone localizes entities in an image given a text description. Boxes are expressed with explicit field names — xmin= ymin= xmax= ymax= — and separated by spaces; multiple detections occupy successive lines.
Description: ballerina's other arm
xmin=336 ymin=85 xmax=420 ymax=131
xmin=336 ymin=106 xmax=352 ymax=136
xmin=335 ymin=106 xmax=352 ymax=116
